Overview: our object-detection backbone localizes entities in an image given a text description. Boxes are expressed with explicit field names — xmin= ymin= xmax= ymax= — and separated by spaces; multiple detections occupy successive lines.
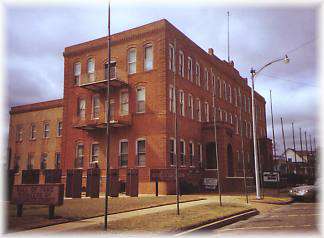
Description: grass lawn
xmin=74 ymin=202 xmax=251 ymax=233
xmin=6 ymin=195 xmax=204 ymax=232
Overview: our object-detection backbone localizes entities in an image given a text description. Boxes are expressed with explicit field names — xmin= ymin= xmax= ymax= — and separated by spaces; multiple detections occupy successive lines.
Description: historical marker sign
xmin=263 ymin=172 xmax=280 ymax=182
xmin=11 ymin=184 xmax=64 ymax=206
xmin=203 ymin=178 xmax=217 ymax=190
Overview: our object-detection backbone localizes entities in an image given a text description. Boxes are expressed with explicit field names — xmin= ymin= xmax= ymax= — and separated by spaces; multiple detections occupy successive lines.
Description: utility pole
xmin=281 ymin=117 xmax=288 ymax=174
xmin=104 ymin=0 xmax=111 ymax=230
xmin=172 ymin=39 xmax=180 ymax=215
xmin=213 ymin=77 xmax=222 ymax=206
xmin=292 ymin=122 xmax=297 ymax=163
xmin=270 ymin=90 xmax=276 ymax=159
xmin=309 ymin=134 xmax=313 ymax=154
xmin=299 ymin=128 xmax=304 ymax=163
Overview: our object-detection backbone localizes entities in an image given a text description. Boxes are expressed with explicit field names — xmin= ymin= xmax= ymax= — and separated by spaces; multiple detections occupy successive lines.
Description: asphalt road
xmin=213 ymin=202 xmax=320 ymax=235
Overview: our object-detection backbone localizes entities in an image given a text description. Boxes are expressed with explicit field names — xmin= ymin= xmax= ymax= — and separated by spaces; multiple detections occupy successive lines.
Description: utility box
xmin=126 ymin=169 xmax=138 ymax=197
xmin=22 ymin=169 xmax=40 ymax=184
xmin=108 ymin=169 xmax=119 ymax=197
xmin=66 ymin=169 xmax=82 ymax=198
xmin=86 ymin=168 xmax=100 ymax=198
xmin=45 ymin=169 xmax=62 ymax=184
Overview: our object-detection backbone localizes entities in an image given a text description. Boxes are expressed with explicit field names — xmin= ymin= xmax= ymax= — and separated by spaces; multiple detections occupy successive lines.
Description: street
xmin=213 ymin=202 xmax=319 ymax=235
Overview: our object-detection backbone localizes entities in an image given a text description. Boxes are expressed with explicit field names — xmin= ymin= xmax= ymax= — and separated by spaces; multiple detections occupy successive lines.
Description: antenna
xmin=227 ymin=11 xmax=230 ymax=62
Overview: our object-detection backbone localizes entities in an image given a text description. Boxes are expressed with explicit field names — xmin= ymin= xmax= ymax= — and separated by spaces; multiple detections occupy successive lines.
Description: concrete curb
xmin=250 ymin=198 xmax=294 ymax=205
xmin=175 ymin=209 xmax=259 ymax=236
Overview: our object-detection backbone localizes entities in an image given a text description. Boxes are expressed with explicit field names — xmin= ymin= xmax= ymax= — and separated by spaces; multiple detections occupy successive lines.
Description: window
xmin=16 ymin=125 xmax=23 ymax=142
xmin=234 ymin=88 xmax=238 ymax=106
xmin=204 ymin=102 xmax=209 ymax=122
xmin=144 ymin=45 xmax=153 ymax=71
xmin=195 ymin=62 xmax=200 ymax=86
xmin=40 ymin=153 xmax=48 ymax=170
xmin=119 ymin=140 xmax=128 ymax=167
xmin=179 ymin=90 xmax=185 ymax=116
xmin=169 ymin=44 xmax=175 ymax=71
xmin=218 ymin=78 xmax=221 ymax=99
xmin=128 ymin=48 xmax=136 ymax=74
xmin=196 ymin=99 xmax=201 ymax=122
xmin=14 ymin=155 xmax=20 ymax=172
xmin=238 ymin=88 xmax=241 ymax=106
xmin=197 ymin=143 xmax=202 ymax=168
xmin=55 ymin=152 xmax=61 ymax=169
xmin=30 ymin=124 xmax=36 ymax=140
xmin=75 ymin=143 xmax=84 ymax=168
xmin=224 ymin=110 xmax=227 ymax=122
xmin=179 ymin=51 xmax=184 ymax=77
xmin=229 ymin=85 xmax=232 ymax=103
xmin=223 ymin=81 xmax=227 ymax=100
xmin=91 ymin=143 xmax=99 ymax=163
xmin=248 ymin=97 xmax=251 ymax=113
xmin=189 ymin=142 xmax=194 ymax=166
xmin=188 ymin=94 xmax=193 ymax=119
xmin=180 ymin=140 xmax=185 ymax=166
xmin=235 ymin=116 xmax=239 ymax=134
xmin=204 ymin=68 xmax=209 ymax=91
xmin=44 ymin=123 xmax=50 ymax=138
xmin=136 ymin=87 xmax=145 ymax=113
xmin=219 ymin=108 xmax=222 ymax=121
xmin=74 ymin=62 xmax=81 ymax=85
xmin=27 ymin=153 xmax=34 ymax=170
xmin=188 ymin=57 xmax=193 ymax=81
xmin=87 ymin=58 xmax=95 ymax=82
xmin=169 ymin=138 xmax=175 ymax=166
xmin=136 ymin=139 xmax=146 ymax=166
xmin=106 ymin=99 xmax=116 ymax=120
xmin=92 ymin=95 xmax=100 ymax=119
xmin=211 ymin=73 xmax=215 ymax=92
xmin=229 ymin=113 xmax=233 ymax=124
xmin=243 ymin=95 xmax=247 ymax=112
xmin=57 ymin=121 xmax=62 ymax=137
xmin=78 ymin=98 xmax=86 ymax=119
xmin=105 ymin=61 xmax=117 ymax=80
xmin=169 ymin=85 xmax=175 ymax=113
xmin=120 ymin=91 xmax=129 ymax=116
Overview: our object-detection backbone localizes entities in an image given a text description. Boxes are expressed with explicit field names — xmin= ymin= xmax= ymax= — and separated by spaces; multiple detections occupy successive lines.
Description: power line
xmin=286 ymin=38 xmax=316 ymax=55
xmin=262 ymin=74 xmax=317 ymax=87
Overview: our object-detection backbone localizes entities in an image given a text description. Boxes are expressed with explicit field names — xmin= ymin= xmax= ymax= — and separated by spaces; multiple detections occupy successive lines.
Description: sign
xmin=11 ymin=184 xmax=64 ymax=206
xmin=263 ymin=172 xmax=280 ymax=182
xmin=203 ymin=178 xmax=217 ymax=190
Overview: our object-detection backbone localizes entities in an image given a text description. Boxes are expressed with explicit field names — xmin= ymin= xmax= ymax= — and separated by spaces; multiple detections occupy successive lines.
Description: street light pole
xmin=250 ymin=55 xmax=289 ymax=200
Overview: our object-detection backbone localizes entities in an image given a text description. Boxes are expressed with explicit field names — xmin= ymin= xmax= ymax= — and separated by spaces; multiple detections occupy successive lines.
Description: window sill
xmin=29 ymin=138 xmax=36 ymax=141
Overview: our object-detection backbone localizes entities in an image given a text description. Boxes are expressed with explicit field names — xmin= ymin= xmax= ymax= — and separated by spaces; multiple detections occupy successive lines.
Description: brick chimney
xmin=208 ymin=48 xmax=214 ymax=56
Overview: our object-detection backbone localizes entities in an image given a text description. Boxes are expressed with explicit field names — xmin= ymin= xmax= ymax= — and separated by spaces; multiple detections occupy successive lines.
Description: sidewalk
xmin=14 ymin=199 xmax=212 ymax=233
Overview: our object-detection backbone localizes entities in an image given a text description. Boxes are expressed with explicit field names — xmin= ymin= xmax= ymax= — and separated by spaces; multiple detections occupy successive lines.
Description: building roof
xmin=10 ymin=99 xmax=63 ymax=115
xmin=285 ymin=148 xmax=312 ymax=157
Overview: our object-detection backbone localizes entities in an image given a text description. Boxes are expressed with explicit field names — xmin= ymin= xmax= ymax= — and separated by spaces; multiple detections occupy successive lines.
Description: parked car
xmin=288 ymin=181 xmax=318 ymax=201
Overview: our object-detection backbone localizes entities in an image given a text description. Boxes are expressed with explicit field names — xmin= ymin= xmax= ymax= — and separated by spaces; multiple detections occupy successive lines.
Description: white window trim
xmin=43 ymin=122 xmax=50 ymax=138
xmin=136 ymin=86 xmax=146 ymax=113
xmin=120 ymin=90 xmax=129 ymax=116
xmin=56 ymin=121 xmax=62 ymax=137
xmin=179 ymin=50 xmax=184 ymax=77
xmin=195 ymin=62 xmax=200 ymax=86
xmin=205 ymin=102 xmax=209 ymax=122
xmin=92 ymin=95 xmax=100 ymax=119
xmin=119 ymin=139 xmax=128 ymax=167
xmin=189 ymin=141 xmax=195 ymax=167
xmin=169 ymin=85 xmax=175 ymax=113
xmin=169 ymin=137 xmax=176 ymax=167
xmin=30 ymin=124 xmax=36 ymax=140
xmin=188 ymin=57 xmax=193 ymax=81
xmin=169 ymin=44 xmax=175 ymax=72
xmin=136 ymin=138 xmax=146 ymax=167
xmin=180 ymin=139 xmax=186 ymax=167
xmin=198 ymin=143 xmax=202 ymax=166
xmin=197 ymin=98 xmax=201 ymax=122
xmin=188 ymin=94 xmax=194 ymax=119
xmin=144 ymin=44 xmax=153 ymax=71
xmin=179 ymin=90 xmax=185 ymax=117
xmin=128 ymin=48 xmax=137 ymax=74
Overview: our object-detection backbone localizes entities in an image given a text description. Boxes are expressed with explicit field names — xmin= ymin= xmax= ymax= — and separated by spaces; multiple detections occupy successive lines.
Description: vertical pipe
xmin=172 ymin=39 xmax=180 ymax=215
xmin=213 ymin=77 xmax=222 ymax=206
xmin=280 ymin=117 xmax=287 ymax=174
xmin=104 ymin=0 xmax=111 ymax=230
xmin=292 ymin=122 xmax=296 ymax=163
xmin=270 ymin=90 xmax=276 ymax=159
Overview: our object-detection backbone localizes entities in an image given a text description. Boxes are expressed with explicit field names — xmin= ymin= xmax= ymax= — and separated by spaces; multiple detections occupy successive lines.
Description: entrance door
xmin=206 ymin=142 xmax=216 ymax=169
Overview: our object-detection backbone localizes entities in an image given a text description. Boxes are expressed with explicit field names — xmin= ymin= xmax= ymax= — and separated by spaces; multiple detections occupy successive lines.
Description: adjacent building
xmin=8 ymin=99 xmax=63 ymax=172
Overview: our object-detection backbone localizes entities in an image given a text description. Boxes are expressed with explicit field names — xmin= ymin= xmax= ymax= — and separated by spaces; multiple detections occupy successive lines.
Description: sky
xmin=2 ymin=0 xmax=320 ymax=155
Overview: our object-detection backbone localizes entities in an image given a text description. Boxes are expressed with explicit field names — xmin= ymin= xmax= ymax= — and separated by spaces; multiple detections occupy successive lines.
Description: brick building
xmin=8 ymin=99 xmax=63 ymax=177
xmin=61 ymin=19 xmax=272 ymax=194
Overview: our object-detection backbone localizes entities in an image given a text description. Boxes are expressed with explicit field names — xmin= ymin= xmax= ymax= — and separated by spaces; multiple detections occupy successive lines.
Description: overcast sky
xmin=4 ymin=1 xmax=319 ymax=155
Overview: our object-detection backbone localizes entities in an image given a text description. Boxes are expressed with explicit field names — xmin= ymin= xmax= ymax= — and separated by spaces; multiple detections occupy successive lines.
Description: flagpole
xmin=104 ymin=0 xmax=111 ymax=230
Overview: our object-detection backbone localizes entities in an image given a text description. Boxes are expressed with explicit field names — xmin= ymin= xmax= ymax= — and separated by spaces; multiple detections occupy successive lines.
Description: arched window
xmin=75 ymin=143 xmax=84 ymax=168
xmin=87 ymin=58 xmax=95 ymax=82
xmin=144 ymin=44 xmax=153 ymax=71
xmin=128 ymin=48 xmax=136 ymax=74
